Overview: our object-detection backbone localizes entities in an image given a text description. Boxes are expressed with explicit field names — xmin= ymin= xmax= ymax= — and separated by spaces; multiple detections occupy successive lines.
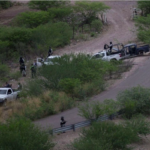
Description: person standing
xmin=104 ymin=44 xmax=108 ymax=50
xmin=60 ymin=116 xmax=66 ymax=133
xmin=17 ymin=82 xmax=22 ymax=90
xmin=19 ymin=57 xmax=24 ymax=65
xmin=48 ymin=47 xmax=53 ymax=57
xmin=30 ymin=64 xmax=35 ymax=78
xmin=109 ymin=42 xmax=113 ymax=53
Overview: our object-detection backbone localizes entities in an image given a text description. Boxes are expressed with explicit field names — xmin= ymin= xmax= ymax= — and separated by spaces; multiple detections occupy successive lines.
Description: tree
xmin=138 ymin=1 xmax=150 ymax=16
xmin=28 ymin=0 xmax=69 ymax=11
xmin=73 ymin=1 xmax=110 ymax=32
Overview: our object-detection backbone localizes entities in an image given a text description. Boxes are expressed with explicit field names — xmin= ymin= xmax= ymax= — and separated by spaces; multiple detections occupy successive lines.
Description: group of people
xmin=104 ymin=42 xmax=113 ymax=53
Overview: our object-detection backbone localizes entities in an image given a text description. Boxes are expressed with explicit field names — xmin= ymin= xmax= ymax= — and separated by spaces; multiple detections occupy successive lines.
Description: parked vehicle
xmin=44 ymin=55 xmax=61 ymax=65
xmin=0 ymin=88 xmax=20 ymax=103
xmin=92 ymin=50 xmax=122 ymax=61
xmin=122 ymin=43 xmax=149 ymax=56
xmin=92 ymin=43 xmax=150 ymax=61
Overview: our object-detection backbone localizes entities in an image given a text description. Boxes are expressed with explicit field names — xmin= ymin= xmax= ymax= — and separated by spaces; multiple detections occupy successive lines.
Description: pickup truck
xmin=92 ymin=50 xmax=122 ymax=61
xmin=0 ymin=88 xmax=20 ymax=103
xmin=122 ymin=43 xmax=149 ymax=56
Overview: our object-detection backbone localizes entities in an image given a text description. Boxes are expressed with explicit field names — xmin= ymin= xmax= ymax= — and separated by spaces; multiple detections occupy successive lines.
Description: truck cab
xmin=0 ymin=88 xmax=20 ymax=103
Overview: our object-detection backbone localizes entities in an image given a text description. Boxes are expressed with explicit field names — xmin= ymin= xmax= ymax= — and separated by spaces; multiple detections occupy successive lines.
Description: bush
xmin=72 ymin=121 xmax=139 ymax=150
xmin=91 ymin=19 xmax=103 ymax=32
xmin=23 ymin=79 xmax=45 ymax=97
xmin=48 ymin=7 xmax=72 ymax=21
xmin=123 ymin=115 xmax=150 ymax=136
xmin=0 ymin=118 xmax=54 ymax=150
xmin=32 ymin=22 xmax=72 ymax=49
xmin=28 ymin=0 xmax=68 ymax=11
xmin=117 ymin=86 xmax=150 ymax=118
xmin=13 ymin=11 xmax=50 ymax=28
xmin=59 ymin=78 xmax=81 ymax=95
xmin=78 ymin=101 xmax=104 ymax=120
xmin=0 ymin=1 xmax=12 ymax=9
xmin=0 ymin=63 xmax=10 ymax=80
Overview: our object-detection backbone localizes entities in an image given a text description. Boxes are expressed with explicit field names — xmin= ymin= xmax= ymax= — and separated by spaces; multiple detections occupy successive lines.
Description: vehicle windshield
xmin=0 ymin=90 xmax=7 ymax=95
xmin=93 ymin=53 xmax=104 ymax=59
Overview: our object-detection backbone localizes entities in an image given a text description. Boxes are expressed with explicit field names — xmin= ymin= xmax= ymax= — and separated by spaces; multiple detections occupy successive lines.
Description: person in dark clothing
xmin=5 ymin=82 xmax=11 ymax=88
xmin=60 ymin=116 xmax=66 ymax=128
xmin=48 ymin=47 xmax=53 ymax=56
xmin=104 ymin=44 xmax=109 ymax=50
xmin=19 ymin=57 xmax=24 ymax=65
xmin=109 ymin=42 xmax=113 ymax=53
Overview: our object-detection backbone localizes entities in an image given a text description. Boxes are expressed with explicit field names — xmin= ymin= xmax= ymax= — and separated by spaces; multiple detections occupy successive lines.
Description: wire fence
xmin=51 ymin=111 xmax=122 ymax=135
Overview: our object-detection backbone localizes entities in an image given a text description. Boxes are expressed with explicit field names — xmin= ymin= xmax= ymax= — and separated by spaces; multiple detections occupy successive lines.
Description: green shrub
xmin=72 ymin=121 xmax=138 ymax=150
xmin=91 ymin=19 xmax=103 ymax=32
xmin=48 ymin=7 xmax=72 ymax=21
xmin=23 ymin=101 xmax=55 ymax=120
xmin=117 ymin=86 xmax=150 ymax=117
xmin=23 ymin=79 xmax=45 ymax=97
xmin=28 ymin=0 xmax=68 ymax=11
xmin=0 ymin=1 xmax=12 ymax=9
xmin=0 ymin=63 xmax=10 ymax=80
xmin=0 ymin=118 xmax=54 ymax=150
xmin=13 ymin=11 xmax=50 ymax=28
xmin=32 ymin=22 xmax=72 ymax=49
xmin=123 ymin=115 xmax=150 ymax=136
xmin=59 ymin=78 xmax=81 ymax=94
xmin=78 ymin=101 xmax=104 ymax=120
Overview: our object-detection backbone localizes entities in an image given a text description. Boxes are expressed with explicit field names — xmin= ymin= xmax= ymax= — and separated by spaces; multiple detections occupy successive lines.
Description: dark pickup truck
xmin=123 ymin=43 xmax=149 ymax=56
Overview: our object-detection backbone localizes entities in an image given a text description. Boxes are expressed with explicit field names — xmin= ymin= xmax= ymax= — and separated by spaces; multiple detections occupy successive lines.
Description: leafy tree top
xmin=28 ymin=0 xmax=69 ymax=11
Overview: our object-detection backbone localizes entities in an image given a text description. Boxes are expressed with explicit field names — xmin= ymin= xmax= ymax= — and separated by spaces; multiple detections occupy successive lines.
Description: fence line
xmin=51 ymin=111 xmax=122 ymax=135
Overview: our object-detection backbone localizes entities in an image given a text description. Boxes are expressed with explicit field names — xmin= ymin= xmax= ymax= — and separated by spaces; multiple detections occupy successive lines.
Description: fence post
xmin=72 ymin=124 xmax=75 ymax=132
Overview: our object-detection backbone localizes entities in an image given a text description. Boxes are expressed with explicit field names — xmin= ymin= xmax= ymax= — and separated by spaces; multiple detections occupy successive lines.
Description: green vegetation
xmin=0 ymin=1 xmax=12 ymax=9
xmin=78 ymin=99 xmax=119 ymax=120
xmin=71 ymin=116 xmax=150 ymax=150
xmin=0 ymin=117 xmax=54 ymax=150
xmin=0 ymin=1 xmax=109 ymax=62
xmin=117 ymin=86 xmax=150 ymax=118
xmin=136 ymin=1 xmax=150 ymax=43
xmin=28 ymin=0 xmax=68 ymax=11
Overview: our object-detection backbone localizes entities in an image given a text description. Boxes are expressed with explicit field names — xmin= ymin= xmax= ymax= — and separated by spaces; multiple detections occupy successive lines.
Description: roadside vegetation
xmin=71 ymin=85 xmax=150 ymax=150
xmin=71 ymin=115 xmax=150 ymax=150
xmin=0 ymin=117 xmax=54 ymax=150
xmin=136 ymin=1 xmax=150 ymax=43
xmin=2 ymin=54 xmax=129 ymax=121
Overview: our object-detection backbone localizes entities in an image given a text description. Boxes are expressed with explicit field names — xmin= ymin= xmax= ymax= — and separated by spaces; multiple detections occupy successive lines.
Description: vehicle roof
xmin=47 ymin=55 xmax=60 ymax=59
xmin=124 ymin=43 xmax=136 ymax=47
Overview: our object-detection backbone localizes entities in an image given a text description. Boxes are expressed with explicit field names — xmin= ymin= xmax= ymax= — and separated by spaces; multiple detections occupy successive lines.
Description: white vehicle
xmin=92 ymin=50 xmax=122 ymax=61
xmin=44 ymin=55 xmax=61 ymax=65
xmin=0 ymin=88 xmax=20 ymax=103
xmin=36 ymin=58 xmax=44 ymax=67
